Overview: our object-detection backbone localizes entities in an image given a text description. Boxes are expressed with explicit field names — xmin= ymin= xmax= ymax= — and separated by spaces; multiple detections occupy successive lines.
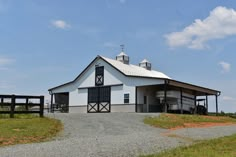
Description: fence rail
xmin=0 ymin=94 xmax=44 ymax=118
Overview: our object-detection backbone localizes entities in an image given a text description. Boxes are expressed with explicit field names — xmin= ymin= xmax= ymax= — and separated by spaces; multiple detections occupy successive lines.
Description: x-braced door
xmin=87 ymin=87 xmax=111 ymax=113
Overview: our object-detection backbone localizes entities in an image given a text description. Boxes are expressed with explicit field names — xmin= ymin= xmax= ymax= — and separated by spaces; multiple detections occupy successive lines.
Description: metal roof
xmin=140 ymin=59 xmax=150 ymax=63
xmin=101 ymin=56 xmax=171 ymax=79
xmin=116 ymin=52 xmax=128 ymax=57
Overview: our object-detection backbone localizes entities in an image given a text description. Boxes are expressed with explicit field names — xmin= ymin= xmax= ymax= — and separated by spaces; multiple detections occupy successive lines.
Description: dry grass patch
xmin=0 ymin=116 xmax=63 ymax=146
xmin=144 ymin=113 xmax=236 ymax=129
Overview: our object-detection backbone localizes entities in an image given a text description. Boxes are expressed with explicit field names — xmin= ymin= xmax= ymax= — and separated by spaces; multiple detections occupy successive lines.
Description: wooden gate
xmin=87 ymin=86 xmax=111 ymax=113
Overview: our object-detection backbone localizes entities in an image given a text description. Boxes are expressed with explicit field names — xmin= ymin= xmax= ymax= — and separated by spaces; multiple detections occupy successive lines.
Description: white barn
xmin=48 ymin=52 xmax=220 ymax=114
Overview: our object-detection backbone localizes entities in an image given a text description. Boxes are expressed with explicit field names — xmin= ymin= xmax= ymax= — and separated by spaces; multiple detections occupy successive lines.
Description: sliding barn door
xmin=87 ymin=86 xmax=111 ymax=113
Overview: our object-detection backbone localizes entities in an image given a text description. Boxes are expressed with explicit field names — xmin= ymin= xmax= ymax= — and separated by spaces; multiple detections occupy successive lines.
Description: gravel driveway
xmin=0 ymin=113 xmax=236 ymax=157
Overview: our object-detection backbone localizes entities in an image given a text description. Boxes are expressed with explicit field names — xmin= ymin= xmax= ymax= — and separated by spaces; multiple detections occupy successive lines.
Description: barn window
xmin=95 ymin=66 xmax=104 ymax=86
xmin=124 ymin=93 xmax=129 ymax=104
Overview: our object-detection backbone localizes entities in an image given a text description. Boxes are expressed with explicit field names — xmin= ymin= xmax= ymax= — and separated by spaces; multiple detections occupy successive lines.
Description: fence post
xmin=26 ymin=98 xmax=29 ymax=111
xmin=0 ymin=97 xmax=3 ymax=109
xmin=10 ymin=95 xmax=15 ymax=118
xmin=39 ymin=96 xmax=44 ymax=117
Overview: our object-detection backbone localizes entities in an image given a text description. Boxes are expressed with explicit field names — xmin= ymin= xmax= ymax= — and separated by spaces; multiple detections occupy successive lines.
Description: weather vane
xmin=120 ymin=44 xmax=125 ymax=52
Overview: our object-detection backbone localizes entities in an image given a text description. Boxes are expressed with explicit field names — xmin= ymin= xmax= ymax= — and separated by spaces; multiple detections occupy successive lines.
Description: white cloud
xmin=0 ymin=56 xmax=14 ymax=66
xmin=222 ymin=96 xmax=235 ymax=101
xmin=51 ymin=20 xmax=71 ymax=29
xmin=165 ymin=6 xmax=236 ymax=49
xmin=0 ymin=56 xmax=14 ymax=71
xmin=219 ymin=61 xmax=231 ymax=73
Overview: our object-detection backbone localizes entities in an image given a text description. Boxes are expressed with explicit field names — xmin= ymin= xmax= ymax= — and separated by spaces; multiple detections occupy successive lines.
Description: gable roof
xmin=48 ymin=55 xmax=170 ymax=91
xmin=101 ymin=56 xmax=170 ymax=79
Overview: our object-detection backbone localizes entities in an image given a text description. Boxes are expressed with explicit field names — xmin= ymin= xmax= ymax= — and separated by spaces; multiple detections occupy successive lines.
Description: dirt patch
xmin=162 ymin=122 xmax=236 ymax=138
xmin=170 ymin=122 xmax=236 ymax=131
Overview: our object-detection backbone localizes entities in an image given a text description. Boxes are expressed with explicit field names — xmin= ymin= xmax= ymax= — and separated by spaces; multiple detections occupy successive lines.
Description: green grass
xmin=144 ymin=113 xmax=236 ymax=129
xmin=141 ymin=134 xmax=236 ymax=157
xmin=0 ymin=115 xmax=63 ymax=146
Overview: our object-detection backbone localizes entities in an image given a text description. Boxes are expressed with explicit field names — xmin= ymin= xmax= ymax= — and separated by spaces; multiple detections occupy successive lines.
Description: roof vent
xmin=116 ymin=52 xmax=129 ymax=64
xmin=139 ymin=59 xmax=151 ymax=70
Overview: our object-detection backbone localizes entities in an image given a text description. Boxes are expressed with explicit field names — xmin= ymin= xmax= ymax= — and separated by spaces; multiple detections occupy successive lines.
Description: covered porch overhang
xmin=48 ymin=91 xmax=69 ymax=113
xmin=135 ymin=79 xmax=220 ymax=115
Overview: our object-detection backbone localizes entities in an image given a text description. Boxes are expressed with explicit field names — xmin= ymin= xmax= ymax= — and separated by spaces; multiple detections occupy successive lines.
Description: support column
xmin=135 ymin=87 xmax=137 ymax=112
xmin=194 ymin=94 xmax=197 ymax=114
xmin=206 ymin=94 xmax=208 ymax=114
xmin=216 ymin=95 xmax=218 ymax=116
xmin=180 ymin=88 xmax=183 ymax=114
xmin=164 ymin=81 xmax=167 ymax=113
xmin=50 ymin=94 xmax=54 ymax=113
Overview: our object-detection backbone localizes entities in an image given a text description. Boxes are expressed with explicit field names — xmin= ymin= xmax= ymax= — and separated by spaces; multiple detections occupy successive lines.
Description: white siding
xmin=111 ymin=86 xmax=124 ymax=104
xmin=111 ymin=85 xmax=136 ymax=104
xmin=76 ymin=59 xmax=123 ymax=88
xmin=125 ymin=77 xmax=164 ymax=87
xmin=123 ymin=85 xmax=136 ymax=104
xmin=69 ymin=89 xmax=88 ymax=106
xmin=50 ymin=57 xmax=165 ymax=113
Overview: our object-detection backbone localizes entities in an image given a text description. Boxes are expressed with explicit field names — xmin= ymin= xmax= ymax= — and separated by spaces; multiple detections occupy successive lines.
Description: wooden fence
xmin=0 ymin=95 xmax=44 ymax=118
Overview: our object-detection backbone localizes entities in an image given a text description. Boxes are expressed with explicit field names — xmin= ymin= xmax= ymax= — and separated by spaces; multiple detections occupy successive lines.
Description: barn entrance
xmin=51 ymin=92 xmax=69 ymax=113
xmin=87 ymin=86 xmax=111 ymax=113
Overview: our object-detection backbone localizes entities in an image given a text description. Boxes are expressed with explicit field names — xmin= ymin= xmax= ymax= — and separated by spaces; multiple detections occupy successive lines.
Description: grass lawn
xmin=0 ymin=115 xmax=63 ymax=146
xmin=144 ymin=113 xmax=236 ymax=129
xmin=142 ymin=114 xmax=236 ymax=157
xmin=141 ymin=133 xmax=236 ymax=157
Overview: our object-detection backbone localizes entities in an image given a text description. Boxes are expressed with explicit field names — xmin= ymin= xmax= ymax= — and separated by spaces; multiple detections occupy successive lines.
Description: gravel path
xmin=0 ymin=113 xmax=236 ymax=157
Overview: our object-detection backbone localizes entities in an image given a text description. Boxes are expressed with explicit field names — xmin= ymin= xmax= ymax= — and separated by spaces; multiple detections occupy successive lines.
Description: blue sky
xmin=0 ymin=0 xmax=236 ymax=112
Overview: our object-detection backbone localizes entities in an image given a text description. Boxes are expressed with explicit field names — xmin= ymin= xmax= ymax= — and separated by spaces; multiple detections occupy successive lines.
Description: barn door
xmin=87 ymin=87 xmax=111 ymax=113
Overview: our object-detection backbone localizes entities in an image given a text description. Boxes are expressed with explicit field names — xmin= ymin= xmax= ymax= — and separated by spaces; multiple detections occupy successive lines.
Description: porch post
xmin=206 ymin=94 xmax=208 ymax=114
xmin=194 ymin=93 xmax=197 ymax=114
xmin=135 ymin=87 xmax=137 ymax=112
xmin=50 ymin=94 xmax=54 ymax=113
xmin=180 ymin=88 xmax=183 ymax=114
xmin=215 ymin=94 xmax=218 ymax=116
xmin=164 ymin=80 xmax=167 ymax=113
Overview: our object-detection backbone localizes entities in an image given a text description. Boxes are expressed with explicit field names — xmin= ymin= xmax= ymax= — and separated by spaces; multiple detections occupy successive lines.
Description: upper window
xmin=95 ymin=66 xmax=104 ymax=86
xmin=124 ymin=93 xmax=129 ymax=104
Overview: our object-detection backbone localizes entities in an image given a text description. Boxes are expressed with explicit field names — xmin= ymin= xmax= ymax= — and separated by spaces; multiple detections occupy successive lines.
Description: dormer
xmin=116 ymin=52 xmax=129 ymax=64
xmin=139 ymin=59 xmax=151 ymax=70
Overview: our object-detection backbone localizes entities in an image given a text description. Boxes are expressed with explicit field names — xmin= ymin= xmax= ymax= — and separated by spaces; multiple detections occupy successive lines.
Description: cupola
xmin=116 ymin=44 xmax=129 ymax=64
xmin=139 ymin=59 xmax=151 ymax=70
